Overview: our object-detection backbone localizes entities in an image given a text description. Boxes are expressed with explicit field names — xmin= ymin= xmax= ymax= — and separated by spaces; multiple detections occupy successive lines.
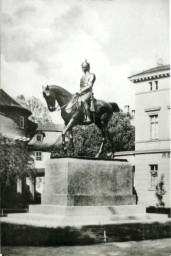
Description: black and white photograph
xmin=0 ymin=0 xmax=170 ymax=255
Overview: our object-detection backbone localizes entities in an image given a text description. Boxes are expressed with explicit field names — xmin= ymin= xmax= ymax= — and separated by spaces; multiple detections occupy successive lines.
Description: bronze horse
xmin=43 ymin=85 xmax=119 ymax=157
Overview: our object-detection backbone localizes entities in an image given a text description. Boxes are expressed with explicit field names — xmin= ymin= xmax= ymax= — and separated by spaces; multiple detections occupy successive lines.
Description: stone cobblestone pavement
xmin=2 ymin=238 xmax=171 ymax=256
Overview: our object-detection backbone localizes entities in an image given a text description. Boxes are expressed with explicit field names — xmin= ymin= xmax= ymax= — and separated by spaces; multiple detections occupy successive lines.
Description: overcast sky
xmin=1 ymin=0 xmax=169 ymax=123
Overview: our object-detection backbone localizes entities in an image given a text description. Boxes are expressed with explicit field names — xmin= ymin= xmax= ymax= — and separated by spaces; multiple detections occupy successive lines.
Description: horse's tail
xmin=109 ymin=102 xmax=120 ymax=112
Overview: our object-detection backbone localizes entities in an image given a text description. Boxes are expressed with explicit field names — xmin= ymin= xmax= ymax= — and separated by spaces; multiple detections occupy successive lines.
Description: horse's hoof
xmin=95 ymin=154 xmax=99 ymax=158
xmin=63 ymin=147 xmax=67 ymax=153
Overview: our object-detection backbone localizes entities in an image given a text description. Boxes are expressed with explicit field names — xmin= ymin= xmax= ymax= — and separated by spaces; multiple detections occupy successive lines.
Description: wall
xmin=133 ymin=70 xmax=170 ymax=207
xmin=36 ymin=177 xmax=45 ymax=195
xmin=134 ymin=76 xmax=169 ymax=95
xmin=3 ymin=108 xmax=30 ymax=132
xmin=135 ymin=79 xmax=170 ymax=151
xmin=114 ymin=152 xmax=135 ymax=166
xmin=33 ymin=151 xmax=51 ymax=169
xmin=135 ymin=153 xmax=170 ymax=207
xmin=30 ymin=151 xmax=50 ymax=197
xmin=0 ymin=114 xmax=26 ymax=138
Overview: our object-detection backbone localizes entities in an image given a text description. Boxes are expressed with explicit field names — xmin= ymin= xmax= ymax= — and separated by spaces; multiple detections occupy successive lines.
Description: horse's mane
xmin=48 ymin=85 xmax=73 ymax=97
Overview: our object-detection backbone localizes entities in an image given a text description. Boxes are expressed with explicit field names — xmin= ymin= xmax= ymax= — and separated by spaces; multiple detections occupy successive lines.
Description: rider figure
xmin=77 ymin=60 xmax=96 ymax=124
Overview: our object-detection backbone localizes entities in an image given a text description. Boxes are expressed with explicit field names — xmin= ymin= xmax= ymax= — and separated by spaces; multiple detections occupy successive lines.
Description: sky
xmin=1 ymin=0 xmax=170 ymax=123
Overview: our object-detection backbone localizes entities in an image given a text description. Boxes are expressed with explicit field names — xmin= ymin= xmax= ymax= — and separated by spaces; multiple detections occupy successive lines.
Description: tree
xmin=52 ymin=111 xmax=135 ymax=158
xmin=0 ymin=134 xmax=36 ymax=207
xmin=107 ymin=111 xmax=135 ymax=152
xmin=155 ymin=174 xmax=166 ymax=207
xmin=15 ymin=95 xmax=52 ymax=124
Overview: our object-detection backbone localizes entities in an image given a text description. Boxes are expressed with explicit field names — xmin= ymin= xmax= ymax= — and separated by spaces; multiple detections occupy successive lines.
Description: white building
xmin=128 ymin=64 xmax=170 ymax=207
xmin=28 ymin=123 xmax=63 ymax=199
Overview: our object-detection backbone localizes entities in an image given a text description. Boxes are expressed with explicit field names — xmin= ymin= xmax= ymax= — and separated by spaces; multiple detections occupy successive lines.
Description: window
xmin=20 ymin=116 xmax=24 ymax=129
xmin=155 ymin=81 xmax=158 ymax=90
xmin=149 ymin=81 xmax=159 ymax=91
xmin=149 ymin=165 xmax=158 ymax=190
xmin=150 ymin=115 xmax=158 ymax=140
xmin=149 ymin=82 xmax=152 ymax=91
xmin=35 ymin=151 xmax=42 ymax=161
xmin=37 ymin=134 xmax=42 ymax=142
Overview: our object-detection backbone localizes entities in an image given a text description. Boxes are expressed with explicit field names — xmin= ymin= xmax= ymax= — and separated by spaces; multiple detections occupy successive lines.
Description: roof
xmin=28 ymin=130 xmax=63 ymax=150
xmin=128 ymin=64 xmax=170 ymax=79
xmin=37 ymin=122 xmax=64 ymax=132
xmin=0 ymin=113 xmax=28 ymax=139
xmin=0 ymin=89 xmax=31 ymax=115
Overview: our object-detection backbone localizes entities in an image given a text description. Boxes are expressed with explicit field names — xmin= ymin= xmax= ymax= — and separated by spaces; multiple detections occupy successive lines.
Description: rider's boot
xmin=84 ymin=116 xmax=91 ymax=124
xmin=84 ymin=102 xmax=92 ymax=124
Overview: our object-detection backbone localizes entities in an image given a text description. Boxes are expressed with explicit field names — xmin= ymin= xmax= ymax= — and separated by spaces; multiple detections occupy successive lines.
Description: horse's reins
xmin=55 ymin=95 xmax=79 ymax=112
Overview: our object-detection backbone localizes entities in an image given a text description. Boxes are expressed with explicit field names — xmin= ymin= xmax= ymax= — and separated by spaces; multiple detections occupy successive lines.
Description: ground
xmin=2 ymin=238 xmax=171 ymax=256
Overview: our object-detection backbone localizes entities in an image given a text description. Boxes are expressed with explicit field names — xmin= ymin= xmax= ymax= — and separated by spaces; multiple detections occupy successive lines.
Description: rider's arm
xmin=80 ymin=74 xmax=96 ymax=94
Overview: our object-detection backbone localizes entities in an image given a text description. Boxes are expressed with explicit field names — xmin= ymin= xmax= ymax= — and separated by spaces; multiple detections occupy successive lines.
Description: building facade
xmin=28 ymin=123 xmax=63 ymax=198
xmin=128 ymin=64 xmax=170 ymax=206
xmin=0 ymin=89 xmax=37 ymax=139
xmin=0 ymin=89 xmax=37 ymax=204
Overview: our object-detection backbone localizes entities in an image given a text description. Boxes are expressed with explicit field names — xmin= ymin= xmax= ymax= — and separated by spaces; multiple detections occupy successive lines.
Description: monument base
xmin=29 ymin=205 xmax=144 ymax=216
xmin=2 ymin=157 xmax=170 ymax=246
xmin=42 ymin=157 xmax=136 ymax=206
xmin=42 ymin=195 xmax=135 ymax=206
xmin=30 ymin=157 xmax=137 ymax=222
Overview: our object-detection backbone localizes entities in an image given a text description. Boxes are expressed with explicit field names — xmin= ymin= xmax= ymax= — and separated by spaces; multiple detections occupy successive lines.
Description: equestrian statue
xmin=43 ymin=60 xmax=119 ymax=158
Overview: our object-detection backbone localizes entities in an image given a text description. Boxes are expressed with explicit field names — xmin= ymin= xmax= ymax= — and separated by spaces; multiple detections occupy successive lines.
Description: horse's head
xmin=42 ymin=85 xmax=57 ymax=112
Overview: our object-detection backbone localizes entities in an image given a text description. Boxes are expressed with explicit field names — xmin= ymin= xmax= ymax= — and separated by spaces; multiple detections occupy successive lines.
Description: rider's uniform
xmin=79 ymin=72 xmax=96 ymax=102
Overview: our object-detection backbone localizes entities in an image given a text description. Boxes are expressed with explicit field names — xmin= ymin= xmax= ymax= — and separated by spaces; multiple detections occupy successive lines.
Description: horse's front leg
xmin=62 ymin=133 xmax=67 ymax=153
xmin=95 ymin=137 xmax=105 ymax=158
xmin=107 ymin=130 xmax=115 ymax=158
xmin=95 ymin=129 xmax=106 ymax=158
xmin=62 ymin=118 xmax=75 ymax=153
xmin=69 ymin=129 xmax=74 ymax=151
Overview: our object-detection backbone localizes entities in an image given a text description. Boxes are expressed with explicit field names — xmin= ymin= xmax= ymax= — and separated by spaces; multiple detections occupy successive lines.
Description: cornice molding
xmin=134 ymin=149 xmax=171 ymax=155
xmin=130 ymin=72 xmax=170 ymax=83
xmin=114 ymin=149 xmax=171 ymax=156
xmin=136 ymin=138 xmax=170 ymax=143
xmin=145 ymin=107 xmax=161 ymax=112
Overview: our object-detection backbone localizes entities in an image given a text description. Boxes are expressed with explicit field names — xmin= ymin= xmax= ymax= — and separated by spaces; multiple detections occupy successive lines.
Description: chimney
xmin=124 ymin=105 xmax=130 ymax=113
xmin=157 ymin=57 xmax=164 ymax=66
xmin=131 ymin=110 xmax=135 ymax=118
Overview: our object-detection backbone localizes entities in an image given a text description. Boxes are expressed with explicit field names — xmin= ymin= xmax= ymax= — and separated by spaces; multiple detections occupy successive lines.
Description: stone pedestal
xmin=5 ymin=159 xmax=169 ymax=245
xmin=42 ymin=157 xmax=136 ymax=206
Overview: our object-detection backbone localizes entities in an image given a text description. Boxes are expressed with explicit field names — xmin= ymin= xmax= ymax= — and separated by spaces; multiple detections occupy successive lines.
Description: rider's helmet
xmin=81 ymin=59 xmax=90 ymax=69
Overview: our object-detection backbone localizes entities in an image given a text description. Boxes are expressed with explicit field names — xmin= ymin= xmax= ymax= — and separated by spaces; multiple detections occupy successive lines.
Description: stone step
xmin=5 ymin=212 xmax=168 ymax=226
xmin=7 ymin=212 xmax=168 ymax=220
xmin=1 ymin=213 xmax=169 ymax=228
xmin=29 ymin=204 xmax=146 ymax=216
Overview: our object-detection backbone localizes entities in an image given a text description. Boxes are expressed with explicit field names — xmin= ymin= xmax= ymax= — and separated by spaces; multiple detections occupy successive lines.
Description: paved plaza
xmin=2 ymin=238 xmax=171 ymax=256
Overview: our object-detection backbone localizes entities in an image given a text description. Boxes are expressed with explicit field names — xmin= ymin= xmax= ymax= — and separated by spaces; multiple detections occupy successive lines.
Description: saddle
xmin=65 ymin=93 xmax=96 ymax=114
xmin=65 ymin=94 xmax=79 ymax=114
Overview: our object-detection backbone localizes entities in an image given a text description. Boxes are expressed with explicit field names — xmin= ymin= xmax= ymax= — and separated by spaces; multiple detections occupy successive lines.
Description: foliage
xmin=15 ymin=95 xmax=52 ymax=124
xmin=155 ymin=174 xmax=166 ymax=207
xmin=0 ymin=134 xmax=36 ymax=207
xmin=0 ymin=134 xmax=36 ymax=186
xmin=52 ymin=112 xmax=135 ymax=158
xmin=107 ymin=112 xmax=135 ymax=152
